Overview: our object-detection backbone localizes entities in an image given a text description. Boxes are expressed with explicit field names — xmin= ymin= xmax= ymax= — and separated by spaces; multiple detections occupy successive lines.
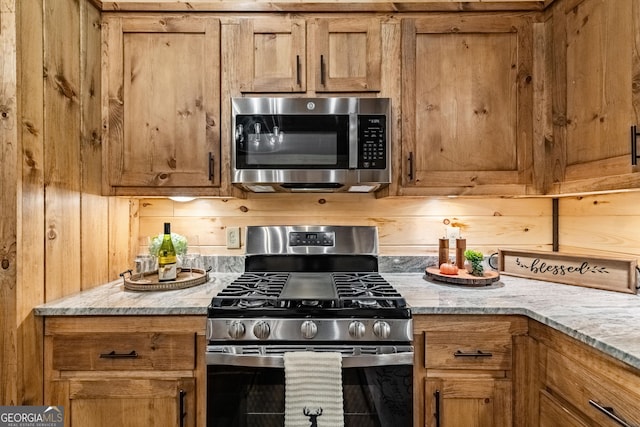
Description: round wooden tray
xmin=425 ymin=267 xmax=500 ymax=287
xmin=122 ymin=268 xmax=208 ymax=292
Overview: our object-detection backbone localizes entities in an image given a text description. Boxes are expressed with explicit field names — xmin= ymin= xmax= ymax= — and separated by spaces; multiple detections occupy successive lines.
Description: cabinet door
xmin=310 ymin=18 xmax=381 ymax=92
xmin=556 ymin=0 xmax=640 ymax=193
xmin=103 ymin=16 xmax=221 ymax=195
xmin=426 ymin=378 xmax=512 ymax=427
xmin=401 ymin=15 xmax=533 ymax=196
xmin=238 ymin=17 xmax=306 ymax=92
xmin=59 ymin=378 xmax=195 ymax=427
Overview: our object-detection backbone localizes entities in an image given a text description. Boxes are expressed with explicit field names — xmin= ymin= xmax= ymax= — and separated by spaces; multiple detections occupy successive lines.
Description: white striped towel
xmin=284 ymin=351 xmax=344 ymax=427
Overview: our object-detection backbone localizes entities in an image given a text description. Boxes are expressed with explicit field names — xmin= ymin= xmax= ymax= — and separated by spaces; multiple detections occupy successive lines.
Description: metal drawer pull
xmin=631 ymin=125 xmax=639 ymax=165
xmin=588 ymin=400 xmax=634 ymax=427
xmin=99 ymin=350 xmax=138 ymax=359
xmin=454 ymin=350 xmax=493 ymax=358
xmin=179 ymin=389 xmax=186 ymax=427
xmin=434 ymin=389 xmax=441 ymax=427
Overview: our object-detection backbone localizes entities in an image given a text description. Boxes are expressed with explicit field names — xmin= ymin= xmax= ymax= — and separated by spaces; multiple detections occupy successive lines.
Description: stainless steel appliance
xmin=231 ymin=97 xmax=391 ymax=193
xmin=206 ymin=225 xmax=413 ymax=427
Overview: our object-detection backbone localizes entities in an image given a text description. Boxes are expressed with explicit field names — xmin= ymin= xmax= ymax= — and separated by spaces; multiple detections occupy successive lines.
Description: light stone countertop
xmin=34 ymin=272 xmax=640 ymax=371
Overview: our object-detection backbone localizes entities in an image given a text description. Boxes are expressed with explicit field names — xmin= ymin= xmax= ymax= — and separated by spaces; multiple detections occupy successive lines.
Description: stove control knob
xmin=228 ymin=321 xmax=246 ymax=339
xmin=300 ymin=320 xmax=318 ymax=339
xmin=253 ymin=321 xmax=271 ymax=339
xmin=373 ymin=321 xmax=391 ymax=339
xmin=348 ymin=321 xmax=366 ymax=339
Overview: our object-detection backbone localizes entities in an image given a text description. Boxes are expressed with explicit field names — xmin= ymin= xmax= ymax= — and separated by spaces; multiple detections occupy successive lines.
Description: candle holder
xmin=455 ymin=238 xmax=466 ymax=269
xmin=438 ymin=238 xmax=449 ymax=266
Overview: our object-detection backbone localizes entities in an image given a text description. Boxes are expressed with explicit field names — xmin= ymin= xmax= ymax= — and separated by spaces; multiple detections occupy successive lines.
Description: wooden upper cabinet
xmin=550 ymin=0 xmax=640 ymax=194
xmin=238 ymin=17 xmax=306 ymax=92
xmin=102 ymin=15 xmax=221 ymax=196
xmin=310 ymin=18 xmax=381 ymax=92
xmin=237 ymin=16 xmax=382 ymax=93
xmin=401 ymin=14 xmax=534 ymax=196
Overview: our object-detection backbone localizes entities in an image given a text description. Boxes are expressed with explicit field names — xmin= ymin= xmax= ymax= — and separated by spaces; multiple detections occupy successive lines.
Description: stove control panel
xmin=288 ymin=231 xmax=334 ymax=247
xmin=208 ymin=318 xmax=413 ymax=343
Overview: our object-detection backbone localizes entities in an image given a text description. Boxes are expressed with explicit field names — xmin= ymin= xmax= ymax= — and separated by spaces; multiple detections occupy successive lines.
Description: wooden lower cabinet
xmin=414 ymin=315 xmax=528 ymax=427
xmin=529 ymin=320 xmax=640 ymax=427
xmin=426 ymin=377 xmax=512 ymax=427
xmin=57 ymin=378 xmax=195 ymax=427
xmin=538 ymin=390 xmax=589 ymax=427
xmin=44 ymin=316 xmax=206 ymax=427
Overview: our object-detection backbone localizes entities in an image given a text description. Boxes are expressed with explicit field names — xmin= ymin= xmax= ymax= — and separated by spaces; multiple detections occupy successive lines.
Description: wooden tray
xmin=121 ymin=268 xmax=208 ymax=291
xmin=425 ymin=267 xmax=500 ymax=287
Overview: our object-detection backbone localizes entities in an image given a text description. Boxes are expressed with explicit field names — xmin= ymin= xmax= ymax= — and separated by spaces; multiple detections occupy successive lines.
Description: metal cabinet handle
xmin=208 ymin=152 xmax=214 ymax=182
xmin=296 ymin=55 xmax=301 ymax=86
xmin=179 ymin=389 xmax=186 ymax=427
xmin=454 ymin=350 xmax=493 ymax=358
xmin=407 ymin=152 xmax=414 ymax=182
xmin=99 ymin=350 xmax=138 ymax=359
xmin=320 ymin=54 xmax=326 ymax=86
xmin=433 ymin=389 xmax=441 ymax=427
xmin=589 ymin=400 xmax=634 ymax=427
xmin=631 ymin=125 xmax=639 ymax=165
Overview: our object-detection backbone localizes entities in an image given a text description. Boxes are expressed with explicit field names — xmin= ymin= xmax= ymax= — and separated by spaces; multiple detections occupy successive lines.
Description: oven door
xmin=206 ymin=346 xmax=413 ymax=427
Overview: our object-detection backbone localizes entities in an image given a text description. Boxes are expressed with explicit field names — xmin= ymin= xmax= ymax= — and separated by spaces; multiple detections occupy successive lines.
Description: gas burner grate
xmin=211 ymin=273 xmax=289 ymax=308
xmin=333 ymin=272 xmax=406 ymax=308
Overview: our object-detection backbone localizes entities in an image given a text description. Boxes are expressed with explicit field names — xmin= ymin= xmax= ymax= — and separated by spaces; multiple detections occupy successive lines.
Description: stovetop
xmin=208 ymin=271 xmax=409 ymax=318
xmin=206 ymin=226 xmax=412 ymax=344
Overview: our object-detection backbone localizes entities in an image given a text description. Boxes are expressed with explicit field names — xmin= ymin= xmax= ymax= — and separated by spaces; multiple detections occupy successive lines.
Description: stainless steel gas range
xmin=205 ymin=225 xmax=413 ymax=427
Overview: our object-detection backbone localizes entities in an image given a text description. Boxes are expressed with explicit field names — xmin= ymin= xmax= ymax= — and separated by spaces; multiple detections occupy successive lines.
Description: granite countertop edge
xmin=34 ymin=271 xmax=640 ymax=371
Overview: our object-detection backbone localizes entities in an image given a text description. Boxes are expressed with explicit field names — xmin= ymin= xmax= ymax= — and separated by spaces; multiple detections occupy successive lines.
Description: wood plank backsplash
xmin=137 ymin=192 xmax=640 ymax=261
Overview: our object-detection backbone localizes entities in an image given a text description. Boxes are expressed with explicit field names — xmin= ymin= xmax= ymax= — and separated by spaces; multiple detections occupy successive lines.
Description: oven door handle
xmin=206 ymin=351 xmax=414 ymax=368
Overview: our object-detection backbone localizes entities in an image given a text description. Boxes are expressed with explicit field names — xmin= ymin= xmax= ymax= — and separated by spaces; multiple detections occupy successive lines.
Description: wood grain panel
xmin=312 ymin=17 xmax=381 ymax=91
xmin=97 ymin=1 xmax=549 ymax=13
xmin=558 ymin=192 xmax=640 ymax=256
xmin=52 ymin=333 xmax=196 ymax=371
xmin=17 ymin=0 xmax=45 ymax=406
xmin=401 ymin=13 xmax=534 ymax=195
xmin=0 ymin=0 xmax=18 ymax=406
xmin=80 ymin=1 xmax=109 ymax=290
xmin=565 ymin=0 xmax=633 ymax=166
xmin=238 ymin=17 xmax=306 ymax=92
xmin=43 ymin=0 xmax=82 ymax=302
xmin=103 ymin=15 xmax=220 ymax=193
xmin=138 ymin=195 xmax=553 ymax=255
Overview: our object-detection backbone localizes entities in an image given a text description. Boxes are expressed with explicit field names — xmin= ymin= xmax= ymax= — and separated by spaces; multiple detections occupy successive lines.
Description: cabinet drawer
xmin=539 ymin=390 xmax=589 ymax=427
xmin=52 ymin=332 xmax=196 ymax=371
xmin=426 ymin=331 xmax=513 ymax=370
xmin=544 ymin=346 xmax=640 ymax=426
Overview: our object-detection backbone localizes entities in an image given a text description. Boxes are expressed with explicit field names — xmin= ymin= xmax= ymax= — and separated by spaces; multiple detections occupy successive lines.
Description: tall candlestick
xmin=455 ymin=238 xmax=466 ymax=269
xmin=438 ymin=238 xmax=450 ymax=266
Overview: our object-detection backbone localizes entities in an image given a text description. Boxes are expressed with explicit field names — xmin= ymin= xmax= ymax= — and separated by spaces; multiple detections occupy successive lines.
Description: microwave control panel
xmin=358 ymin=115 xmax=387 ymax=169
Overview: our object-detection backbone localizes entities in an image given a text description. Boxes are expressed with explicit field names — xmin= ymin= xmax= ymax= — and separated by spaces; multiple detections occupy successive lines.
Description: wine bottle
xmin=157 ymin=222 xmax=177 ymax=282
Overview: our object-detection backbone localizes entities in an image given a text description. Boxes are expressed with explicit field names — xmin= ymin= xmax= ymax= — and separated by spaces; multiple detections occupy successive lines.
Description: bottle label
xmin=158 ymin=263 xmax=177 ymax=281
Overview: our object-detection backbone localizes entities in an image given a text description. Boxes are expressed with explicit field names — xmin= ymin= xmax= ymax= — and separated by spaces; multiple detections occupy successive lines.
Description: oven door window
xmin=207 ymin=365 xmax=412 ymax=427
xmin=234 ymin=115 xmax=350 ymax=169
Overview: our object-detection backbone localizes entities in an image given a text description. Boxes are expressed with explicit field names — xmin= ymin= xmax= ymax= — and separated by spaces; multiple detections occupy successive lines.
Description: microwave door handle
xmin=349 ymin=114 xmax=358 ymax=169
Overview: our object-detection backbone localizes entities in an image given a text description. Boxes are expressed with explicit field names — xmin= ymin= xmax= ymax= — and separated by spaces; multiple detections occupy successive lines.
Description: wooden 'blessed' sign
xmin=498 ymin=249 xmax=638 ymax=294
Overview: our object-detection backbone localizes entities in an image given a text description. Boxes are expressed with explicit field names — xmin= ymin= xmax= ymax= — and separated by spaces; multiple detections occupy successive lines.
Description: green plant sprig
xmin=464 ymin=249 xmax=485 ymax=276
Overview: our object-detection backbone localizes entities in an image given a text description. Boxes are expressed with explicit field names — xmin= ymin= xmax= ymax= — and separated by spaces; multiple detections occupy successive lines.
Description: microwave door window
xmin=236 ymin=115 xmax=350 ymax=169
xmin=247 ymin=132 xmax=337 ymax=166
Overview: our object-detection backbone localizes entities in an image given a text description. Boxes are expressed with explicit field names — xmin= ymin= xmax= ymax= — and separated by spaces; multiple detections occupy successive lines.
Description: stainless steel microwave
xmin=231 ymin=97 xmax=391 ymax=193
